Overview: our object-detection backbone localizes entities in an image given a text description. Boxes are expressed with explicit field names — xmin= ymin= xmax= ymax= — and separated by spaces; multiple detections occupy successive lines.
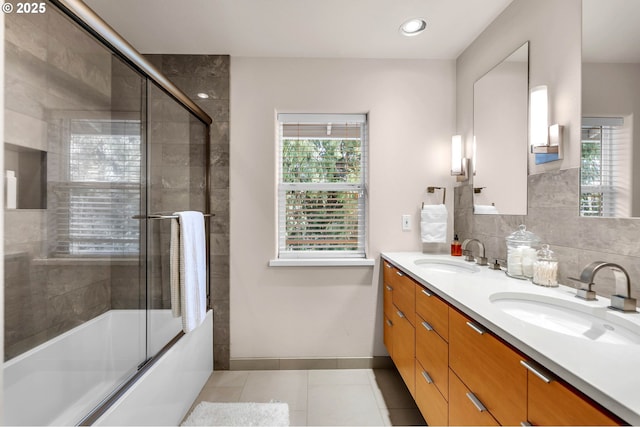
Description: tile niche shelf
xmin=4 ymin=143 xmax=47 ymax=210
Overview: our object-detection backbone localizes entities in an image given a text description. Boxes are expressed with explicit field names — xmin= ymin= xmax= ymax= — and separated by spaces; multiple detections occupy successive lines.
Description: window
xmin=580 ymin=117 xmax=628 ymax=217
xmin=276 ymin=113 xmax=367 ymax=259
xmin=55 ymin=119 xmax=142 ymax=255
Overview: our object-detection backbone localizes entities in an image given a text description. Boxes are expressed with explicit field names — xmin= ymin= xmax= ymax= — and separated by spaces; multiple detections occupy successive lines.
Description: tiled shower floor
xmin=185 ymin=368 xmax=426 ymax=426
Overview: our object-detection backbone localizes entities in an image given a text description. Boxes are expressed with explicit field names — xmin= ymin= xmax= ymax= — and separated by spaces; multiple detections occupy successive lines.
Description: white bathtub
xmin=3 ymin=309 xmax=213 ymax=426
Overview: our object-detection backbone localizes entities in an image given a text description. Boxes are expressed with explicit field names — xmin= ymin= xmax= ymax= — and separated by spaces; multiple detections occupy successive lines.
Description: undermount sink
xmin=413 ymin=258 xmax=480 ymax=274
xmin=490 ymin=292 xmax=640 ymax=345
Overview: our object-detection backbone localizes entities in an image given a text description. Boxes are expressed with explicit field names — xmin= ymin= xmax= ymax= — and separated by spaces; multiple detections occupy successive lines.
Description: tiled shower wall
xmin=455 ymin=168 xmax=640 ymax=300
xmin=144 ymin=54 xmax=231 ymax=369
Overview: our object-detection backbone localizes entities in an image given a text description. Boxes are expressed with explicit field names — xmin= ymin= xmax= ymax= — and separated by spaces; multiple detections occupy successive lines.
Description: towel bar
xmin=424 ymin=186 xmax=446 ymax=207
xmin=132 ymin=213 xmax=215 ymax=220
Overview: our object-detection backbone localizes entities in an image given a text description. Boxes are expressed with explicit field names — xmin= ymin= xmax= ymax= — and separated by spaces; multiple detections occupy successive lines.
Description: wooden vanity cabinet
xmin=382 ymin=262 xmax=395 ymax=356
xmin=383 ymin=261 xmax=415 ymax=397
xmin=449 ymin=308 xmax=527 ymax=426
xmin=527 ymin=369 xmax=621 ymax=426
xmin=381 ymin=259 xmax=623 ymax=426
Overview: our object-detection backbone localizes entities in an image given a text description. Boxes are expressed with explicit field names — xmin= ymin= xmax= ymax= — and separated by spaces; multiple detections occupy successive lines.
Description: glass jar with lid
xmin=533 ymin=244 xmax=559 ymax=287
xmin=505 ymin=224 xmax=540 ymax=279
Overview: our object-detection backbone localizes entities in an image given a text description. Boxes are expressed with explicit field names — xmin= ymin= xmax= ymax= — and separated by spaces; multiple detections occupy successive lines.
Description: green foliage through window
xmin=277 ymin=114 xmax=366 ymax=257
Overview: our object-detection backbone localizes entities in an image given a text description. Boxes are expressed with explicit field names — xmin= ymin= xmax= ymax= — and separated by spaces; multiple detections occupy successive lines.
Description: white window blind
xmin=55 ymin=119 xmax=141 ymax=255
xmin=277 ymin=113 xmax=367 ymax=259
xmin=580 ymin=117 xmax=626 ymax=217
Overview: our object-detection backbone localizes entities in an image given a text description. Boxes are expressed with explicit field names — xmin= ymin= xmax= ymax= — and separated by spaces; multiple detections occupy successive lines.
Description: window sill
xmin=269 ymin=258 xmax=375 ymax=267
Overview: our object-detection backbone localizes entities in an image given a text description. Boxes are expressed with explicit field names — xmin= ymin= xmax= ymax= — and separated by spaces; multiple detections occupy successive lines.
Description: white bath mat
xmin=181 ymin=401 xmax=290 ymax=426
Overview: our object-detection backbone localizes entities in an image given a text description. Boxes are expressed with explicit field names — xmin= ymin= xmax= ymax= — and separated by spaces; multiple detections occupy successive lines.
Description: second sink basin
xmin=490 ymin=292 xmax=640 ymax=345
xmin=413 ymin=258 xmax=480 ymax=274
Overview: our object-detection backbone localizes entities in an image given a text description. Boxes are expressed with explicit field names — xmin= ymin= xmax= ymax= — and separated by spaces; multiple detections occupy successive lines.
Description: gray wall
xmin=145 ymin=54 xmax=230 ymax=369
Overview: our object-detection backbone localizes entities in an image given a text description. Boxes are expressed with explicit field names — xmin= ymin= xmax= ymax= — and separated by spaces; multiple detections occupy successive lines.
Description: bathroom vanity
xmin=381 ymin=252 xmax=640 ymax=426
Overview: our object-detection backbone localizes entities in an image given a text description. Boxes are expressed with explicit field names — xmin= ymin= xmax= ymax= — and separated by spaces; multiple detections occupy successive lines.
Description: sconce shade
xmin=451 ymin=134 xmax=463 ymax=175
xmin=530 ymin=85 xmax=549 ymax=150
xmin=548 ymin=123 xmax=563 ymax=149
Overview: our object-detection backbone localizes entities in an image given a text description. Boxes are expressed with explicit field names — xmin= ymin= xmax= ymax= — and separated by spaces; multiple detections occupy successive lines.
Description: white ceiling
xmin=84 ymin=0 xmax=514 ymax=59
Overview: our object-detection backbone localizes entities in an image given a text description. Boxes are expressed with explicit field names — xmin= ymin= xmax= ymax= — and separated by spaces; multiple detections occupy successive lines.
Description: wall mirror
xmin=473 ymin=41 xmax=529 ymax=215
xmin=581 ymin=0 xmax=640 ymax=217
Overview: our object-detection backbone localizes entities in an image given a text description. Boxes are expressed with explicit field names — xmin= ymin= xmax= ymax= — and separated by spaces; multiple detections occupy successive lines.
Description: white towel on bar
xmin=170 ymin=211 xmax=207 ymax=333
xmin=474 ymin=204 xmax=499 ymax=215
xmin=420 ymin=204 xmax=448 ymax=243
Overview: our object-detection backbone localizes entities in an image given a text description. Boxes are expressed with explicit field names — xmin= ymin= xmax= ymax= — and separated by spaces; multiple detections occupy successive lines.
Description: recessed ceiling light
xmin=400 ymin=18 xmax=427 ymax=37
xmin=196 ymin=92 xmax=209 ymax=99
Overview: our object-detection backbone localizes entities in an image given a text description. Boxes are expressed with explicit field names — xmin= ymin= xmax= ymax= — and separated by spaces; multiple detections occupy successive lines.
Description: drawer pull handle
xmin=421 ymin=288 xmax=433 ymax=297
xmin=396 ymin=310 xmax=405 ymax=319
xmin=466 ymin=392 xmax=487 ymax=412
xmin=466 ymin=321 xmax=485 ymax=335
xmin=421 ymin=370 xmax=433 ymax=384
xmin=386 ymin=319 xmax=393 ymax=327
xmin=385 ymin=285 xmax=393 ymax=291
xmin=396 ymin=271 xmax=404 ymax=277
xmin=421 ymin=321 xmax=433 ymax=331
xmin=384 ymin=262 xmax=392 ymax=269
xmin=520 ymin=360 xmax=553 ymax=384
xmin=520 ymin=422 xmax=532 ymax=427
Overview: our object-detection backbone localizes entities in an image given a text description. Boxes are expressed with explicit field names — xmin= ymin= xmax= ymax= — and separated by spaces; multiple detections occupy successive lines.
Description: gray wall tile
xmin=455 ymin=168 xmax=640 ymax=304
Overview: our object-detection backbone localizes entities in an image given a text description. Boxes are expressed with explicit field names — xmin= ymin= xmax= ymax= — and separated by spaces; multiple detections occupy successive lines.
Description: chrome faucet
xmin=461 ymin=238 xmax=488 ymax=266
xmin=572 ymin=261 xmax=637 ymax=313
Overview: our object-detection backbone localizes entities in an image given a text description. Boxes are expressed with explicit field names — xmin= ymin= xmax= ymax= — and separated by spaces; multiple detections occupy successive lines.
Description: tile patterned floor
xmin=186 ymin=368 xmax=426 ymax=426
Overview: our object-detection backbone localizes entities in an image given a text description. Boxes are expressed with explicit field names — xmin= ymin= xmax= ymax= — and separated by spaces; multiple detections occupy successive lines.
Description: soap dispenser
xmin=451 ymin=234 xmax=462 ymax=257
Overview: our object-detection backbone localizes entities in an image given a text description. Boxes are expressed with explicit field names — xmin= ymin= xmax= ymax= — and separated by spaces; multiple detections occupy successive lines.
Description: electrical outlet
xmin=402 ymin=214 xmax=411 ymax=231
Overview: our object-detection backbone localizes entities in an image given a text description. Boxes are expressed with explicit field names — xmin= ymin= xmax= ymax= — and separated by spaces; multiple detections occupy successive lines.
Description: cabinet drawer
xmin=449 ymin=369 xmax=499 ymax=426
xmin=416 ymin=285 xmax=449 ymax=341
xmin=392 ymin=308 xmax=415 ymax=398
xmin=416 ymin=360 xmax=448 ymax=426
xmin=382 ymin=261 xmax=402 ymax=295
xmin=527 ymin=369 xmax=621 ymax=426
xmin=449 ymin=308 xmax=526 ymax=426
xmin=392 ymin=272 xmax=416 ymax=326
xmin=416 ymin=313 xmax=448 ymax=400
xmin=383 ymin=278 xmax=394 ymax=319
xmin=383 ymin=315 xmax=393 ymax=358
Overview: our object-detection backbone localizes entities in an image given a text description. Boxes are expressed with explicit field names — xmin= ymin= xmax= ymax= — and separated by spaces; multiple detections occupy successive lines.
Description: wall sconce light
xmin=530 ymin=85 xmax=563 ymax=155
xmin=450 ymin=134 xmax=469 ymax=181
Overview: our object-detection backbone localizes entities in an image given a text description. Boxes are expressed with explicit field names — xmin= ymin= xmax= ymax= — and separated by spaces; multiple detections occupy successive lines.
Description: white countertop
xmin=381 ymin=251 xmax=640 ymax=425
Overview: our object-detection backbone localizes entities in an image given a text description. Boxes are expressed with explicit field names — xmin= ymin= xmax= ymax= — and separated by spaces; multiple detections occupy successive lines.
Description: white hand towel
xmin=420 ymin=204 xmax=448 ymax=243
xmin=474 ymin=204 xmax=499 ymax=214
xmin=170 ymin=211 xmax=207 ymax=333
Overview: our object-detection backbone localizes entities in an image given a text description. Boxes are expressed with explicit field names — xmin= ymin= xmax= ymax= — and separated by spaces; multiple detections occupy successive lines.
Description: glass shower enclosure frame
xmin=3 ymin=0 xmax=212 ymax=424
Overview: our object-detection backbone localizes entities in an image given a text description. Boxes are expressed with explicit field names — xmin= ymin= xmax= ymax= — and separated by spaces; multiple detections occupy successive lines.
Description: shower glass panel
xmin=146 ymin=82 xmax=208 ymax=356
xmin=4 ymin=2 xmax=211 ymax=425
xmin=4 ymin=0 xmax=147 ymax=360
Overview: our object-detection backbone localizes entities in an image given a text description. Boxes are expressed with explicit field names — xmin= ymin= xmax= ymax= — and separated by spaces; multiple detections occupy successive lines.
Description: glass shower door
xmin=146 ymin=82 xmax=209 ymax=356
xmin=3 ymin=4 xmax=148 ymax=424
